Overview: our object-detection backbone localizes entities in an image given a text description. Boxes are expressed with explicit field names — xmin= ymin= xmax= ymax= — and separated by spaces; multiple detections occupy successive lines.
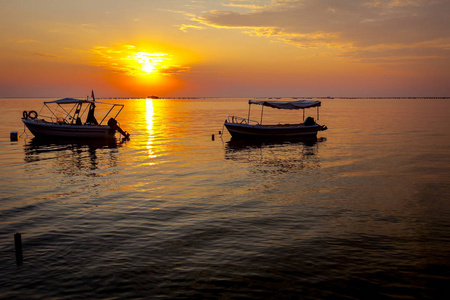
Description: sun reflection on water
xmin=146 ymin=98 xmax=156 ymax=163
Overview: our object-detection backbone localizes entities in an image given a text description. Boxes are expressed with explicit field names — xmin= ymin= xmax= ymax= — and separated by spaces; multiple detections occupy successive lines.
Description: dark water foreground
xmin=1 ymin=98 xmax=450 ymax=299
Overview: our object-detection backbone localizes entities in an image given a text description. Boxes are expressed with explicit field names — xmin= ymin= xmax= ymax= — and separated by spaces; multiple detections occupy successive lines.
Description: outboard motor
xmin=108 ymin=118 xmax=130 ymax=140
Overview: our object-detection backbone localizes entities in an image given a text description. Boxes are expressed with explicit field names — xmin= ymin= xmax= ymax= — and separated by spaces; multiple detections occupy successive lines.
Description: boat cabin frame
xmin=231 ymin=99 xmax=322 ymax=126
xmin=41 ymin=98 xmax=124 ymax=126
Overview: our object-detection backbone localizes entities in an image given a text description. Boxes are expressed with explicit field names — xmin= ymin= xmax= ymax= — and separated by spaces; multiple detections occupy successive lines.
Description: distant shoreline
xmin=1 ymin=96 xmax=449 ymax=100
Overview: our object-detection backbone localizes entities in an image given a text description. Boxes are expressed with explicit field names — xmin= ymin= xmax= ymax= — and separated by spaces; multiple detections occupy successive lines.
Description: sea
xmin=0 ymin=97 xmax=449 ymax=299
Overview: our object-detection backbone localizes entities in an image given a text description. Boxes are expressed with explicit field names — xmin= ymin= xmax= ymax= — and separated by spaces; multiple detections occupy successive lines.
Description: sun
xmin=142 ymin=62 xmax=155 ymax=74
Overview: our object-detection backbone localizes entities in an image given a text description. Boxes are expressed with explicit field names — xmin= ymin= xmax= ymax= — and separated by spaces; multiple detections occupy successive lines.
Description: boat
xmin=22 ymin=91 xmax=130 ymax=140
xmin=224 ymin=99 xmax=327 ymax=139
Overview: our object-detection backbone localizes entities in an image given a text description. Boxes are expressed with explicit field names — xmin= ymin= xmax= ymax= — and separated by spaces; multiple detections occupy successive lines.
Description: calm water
xmin=1 ymin=98 xmax=450 ymax=299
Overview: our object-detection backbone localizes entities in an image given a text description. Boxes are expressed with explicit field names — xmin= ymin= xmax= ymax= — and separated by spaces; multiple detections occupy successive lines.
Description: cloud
xmin=179 ymin=24 xmax=206 ymax=32
xmin=193 ymin=0 xmax=450 ymax=63
xmin=340 ymin=39 xmax=450 ymax=63
xmin=32 ymin=52 xmax=63 ymax=58
xmin=222 ymin=0 xmax=268 ymax=10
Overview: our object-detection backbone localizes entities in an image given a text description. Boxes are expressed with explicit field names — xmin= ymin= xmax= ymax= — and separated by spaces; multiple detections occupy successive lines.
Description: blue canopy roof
xmin=44 ymin=98 xmax=121 ymax=106
xmin=249 ymin=99 xmax=321 ymax=109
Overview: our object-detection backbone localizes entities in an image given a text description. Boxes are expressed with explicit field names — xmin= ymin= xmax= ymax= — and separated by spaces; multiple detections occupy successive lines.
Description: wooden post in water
xmin=14 ymin=232 xmax=23 ymax=263
xmin=10 ymin=131 xmax=18 ymax=141
xmin=260 ymin=105 xmax=264 ymax=125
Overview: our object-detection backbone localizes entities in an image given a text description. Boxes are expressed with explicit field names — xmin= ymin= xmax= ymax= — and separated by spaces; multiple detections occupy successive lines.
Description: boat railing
xmin=226 ymin=116 xmax=260 ymax=125
xmin=44 ymin=116 xmax=68 ymax=124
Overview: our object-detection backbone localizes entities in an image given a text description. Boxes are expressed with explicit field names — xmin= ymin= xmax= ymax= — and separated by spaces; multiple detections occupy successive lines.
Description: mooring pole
xmin=14 ymin=232 xmax=23 ymax=263
xmin=260 ymin=105 xmax=264 ymax=125
xmin=10 ymin=131 xmax=18 ymax=141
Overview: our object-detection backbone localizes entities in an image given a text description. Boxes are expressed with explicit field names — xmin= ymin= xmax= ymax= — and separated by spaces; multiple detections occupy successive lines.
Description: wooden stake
xmin=14 ymin=233 xmax=23 ymax=263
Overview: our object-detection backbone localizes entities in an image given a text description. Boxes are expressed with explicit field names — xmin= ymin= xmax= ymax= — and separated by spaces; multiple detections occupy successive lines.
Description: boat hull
xmin=224 ymin=122 xmax=321 ymax=139
xmin=22 ymin=119 xmax=115 ymax=139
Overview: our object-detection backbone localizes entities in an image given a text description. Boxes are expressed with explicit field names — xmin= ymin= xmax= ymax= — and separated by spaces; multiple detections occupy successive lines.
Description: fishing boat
xmin=224 ymin=99 xmax=327 ymax=139
xmin=22 ymin=91 xmax=130 ymax=140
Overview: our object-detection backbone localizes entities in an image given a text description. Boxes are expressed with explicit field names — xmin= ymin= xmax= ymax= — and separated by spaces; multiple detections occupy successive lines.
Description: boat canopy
xmin=44 ymin=98 xmax=121 ymax=106
xmin=249 ymin=99 xmax=321 ymax=110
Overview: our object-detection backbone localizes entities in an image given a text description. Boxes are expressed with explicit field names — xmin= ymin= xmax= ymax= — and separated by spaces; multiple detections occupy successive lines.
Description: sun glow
xmin=129 ymin=52 xmax=167 ymax=75
xmin=92 ymin=44 xmax=193 ymax=78
xmin=90 ymin=43 xmax=196 ymax=95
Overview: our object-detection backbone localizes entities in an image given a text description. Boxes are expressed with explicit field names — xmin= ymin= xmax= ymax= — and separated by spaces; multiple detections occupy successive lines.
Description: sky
xmin=0 ymin=0 xmax=449 ymax=98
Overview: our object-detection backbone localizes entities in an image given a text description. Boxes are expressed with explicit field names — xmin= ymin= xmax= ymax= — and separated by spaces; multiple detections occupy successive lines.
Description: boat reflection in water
xmin=225 ymin=136 xmax=326 ymax=175
xmin=226 ymin=136 xmax=324 ymax=149
xmin=23 ymin=137 xmax=124 ymax=176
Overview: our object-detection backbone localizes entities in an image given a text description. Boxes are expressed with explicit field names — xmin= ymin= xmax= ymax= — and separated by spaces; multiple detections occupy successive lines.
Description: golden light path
xmin=146 ymin=98 xmax=156 ymax=164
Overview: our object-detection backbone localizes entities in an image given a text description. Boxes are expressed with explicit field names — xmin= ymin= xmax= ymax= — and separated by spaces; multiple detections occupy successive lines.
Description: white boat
xmin=22 ymin=92 xmax=130 ymax=140
xmin=224 ymin=99 xmax=327 ymax=139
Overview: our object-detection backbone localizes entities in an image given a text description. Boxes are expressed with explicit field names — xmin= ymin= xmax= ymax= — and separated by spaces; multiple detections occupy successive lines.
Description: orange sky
xmin=1 ymin=0 xmax=449 ymax=97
